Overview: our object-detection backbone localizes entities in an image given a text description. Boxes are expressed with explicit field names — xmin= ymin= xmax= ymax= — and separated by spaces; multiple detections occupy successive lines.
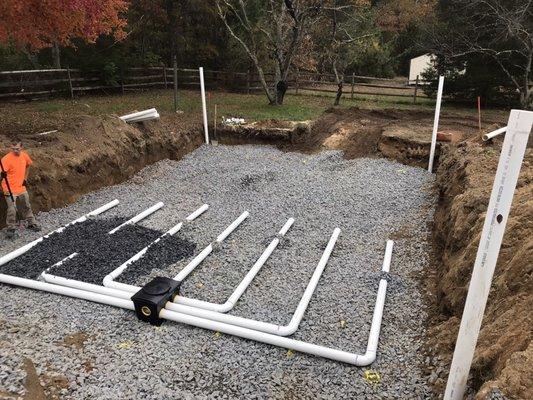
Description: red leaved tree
xmin=0 ymin=0 xmax=129 ymax=67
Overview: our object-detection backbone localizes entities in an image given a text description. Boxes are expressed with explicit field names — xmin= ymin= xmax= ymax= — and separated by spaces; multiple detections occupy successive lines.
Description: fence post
xmin=350 ymin=73 xmax=355 ymax=100
xmin=173 ymin=56 xmax=178 ymax=112
xmin=413 ymin=75 xmax=419 ymax=104
xmin=163 ymin=65 xmax=168 ymax=89
xmin=120 ymin=68 xmax=125 ymax=95
xmin=66 ymin=67 xmax=74 ymax=100
xmin=246 ymin=69 xmax=251 ymax=94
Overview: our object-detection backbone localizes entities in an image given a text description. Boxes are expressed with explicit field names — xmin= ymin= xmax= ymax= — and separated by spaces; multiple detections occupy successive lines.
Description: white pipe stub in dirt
xmin=119 ymin=108 xmax=160 ymax=123
xmin=482 ymin=126 xmax=507 ymax=141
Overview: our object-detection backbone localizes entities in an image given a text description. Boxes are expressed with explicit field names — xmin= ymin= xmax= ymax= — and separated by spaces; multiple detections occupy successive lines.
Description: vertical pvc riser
xmin=200 ymin=67 xmax=209 ymax=144
xmin=428 ymin=75 xmax=444 ymax=173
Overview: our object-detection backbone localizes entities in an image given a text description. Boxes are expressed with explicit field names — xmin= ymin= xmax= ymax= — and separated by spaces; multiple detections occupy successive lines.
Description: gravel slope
xmin=0 ymin=144 xmax=435 ymax=399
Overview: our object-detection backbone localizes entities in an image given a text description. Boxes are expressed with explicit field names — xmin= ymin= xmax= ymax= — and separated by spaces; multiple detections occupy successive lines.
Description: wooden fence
xmin=0 ymin=67 xmax=428 ymax=103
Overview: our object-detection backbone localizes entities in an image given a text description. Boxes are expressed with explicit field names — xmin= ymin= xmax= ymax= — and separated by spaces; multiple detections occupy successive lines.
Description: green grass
xmin=0 ymin=88 xmax=508 ymax=134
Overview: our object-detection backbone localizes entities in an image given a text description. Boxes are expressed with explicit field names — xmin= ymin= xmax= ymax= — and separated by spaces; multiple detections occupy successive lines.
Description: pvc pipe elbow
xmin=353 ymin=350 xmax=376 ymax=366
xmin=215 ymin=300 xmax=235 ymax=313
xmin=276 ymin=322 xmax=298 ymax=337
xmin=102 ymin=275 xmax=113 ymax=286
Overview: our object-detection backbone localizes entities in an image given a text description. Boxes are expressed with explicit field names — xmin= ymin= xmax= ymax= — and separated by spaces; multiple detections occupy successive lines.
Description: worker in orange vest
xmin=1 ymin=139 xmax=41 ymax=239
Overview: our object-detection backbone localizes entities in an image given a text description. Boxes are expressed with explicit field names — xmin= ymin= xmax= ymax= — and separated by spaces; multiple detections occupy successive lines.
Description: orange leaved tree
xmin=0 ymin=0 xmax=129 ymax=67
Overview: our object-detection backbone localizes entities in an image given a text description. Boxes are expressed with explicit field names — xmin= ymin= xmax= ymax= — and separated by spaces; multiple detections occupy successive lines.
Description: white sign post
xmin=444 ymin=109 xmax=533 ymax=400
xmin=199 ymin=67 xmax=210 ymax=144
xmin=428 ymin=75 xmax=444 ymax=173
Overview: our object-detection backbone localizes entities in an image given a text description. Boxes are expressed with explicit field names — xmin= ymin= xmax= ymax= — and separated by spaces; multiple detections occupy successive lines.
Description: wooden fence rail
xmin=0 ymin=67 xmax=429 ymax=104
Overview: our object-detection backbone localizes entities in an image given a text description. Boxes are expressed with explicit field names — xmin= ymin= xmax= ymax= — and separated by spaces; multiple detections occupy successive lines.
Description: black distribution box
xmin=131 ymin=277 xmax=181 ymax=326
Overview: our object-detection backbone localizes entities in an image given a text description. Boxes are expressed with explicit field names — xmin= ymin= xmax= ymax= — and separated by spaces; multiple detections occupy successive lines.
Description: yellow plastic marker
xmin=118 ymin=340 xmax=134 ymax=349
xmin=363 ymin=370 xmax=381 ymax=387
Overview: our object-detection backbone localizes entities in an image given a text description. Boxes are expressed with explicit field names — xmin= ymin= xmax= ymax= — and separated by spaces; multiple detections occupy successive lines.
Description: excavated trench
xmin=1 ymin=106 xmax=527 ymax=399
xmin=0 ymin=114 xmax=204 ymax=228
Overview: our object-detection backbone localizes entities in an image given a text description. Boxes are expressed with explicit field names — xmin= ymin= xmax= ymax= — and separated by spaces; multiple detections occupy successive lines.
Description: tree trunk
xmin=520 ymin=86 xmax=533 ymax=110
xmin=52 ymin=42 xmax=61 ymax=69
xmin=334 ymin=81 xmax=343 ymax=106
xmin=275 ymin=80 xmax=288 ymax=105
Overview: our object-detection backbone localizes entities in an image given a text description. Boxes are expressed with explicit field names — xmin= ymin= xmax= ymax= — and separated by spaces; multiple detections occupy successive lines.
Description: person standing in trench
xmin=1 ymin=139 xmax=41 ymax=239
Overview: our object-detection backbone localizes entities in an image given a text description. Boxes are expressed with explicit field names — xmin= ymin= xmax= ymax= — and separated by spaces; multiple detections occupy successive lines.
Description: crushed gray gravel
xmin=0 ymin=144 xmax=439 ymax=399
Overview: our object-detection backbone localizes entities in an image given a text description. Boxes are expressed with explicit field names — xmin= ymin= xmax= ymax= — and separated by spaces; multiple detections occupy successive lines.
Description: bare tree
xmin=316 ymin=0 xmax=374 ymax=105
xmin=215 ymin=0 xmax=324 ymax=105
xmin=431 ymin=0 xmax=532 ymax=108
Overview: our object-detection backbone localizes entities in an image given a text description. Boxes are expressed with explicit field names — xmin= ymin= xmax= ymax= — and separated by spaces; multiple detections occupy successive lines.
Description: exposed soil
xmin=22 ymin=358 xmax=46 ymax=400
xmin=216 ymin=107 xmax=503 ymax=167
xmin=1 ymin=97 xmax=528 ymax=399
xmin=428 ymin=136 xmax=532 ymax=399
xmin=0 ymin=112 xmax=203 ymax=228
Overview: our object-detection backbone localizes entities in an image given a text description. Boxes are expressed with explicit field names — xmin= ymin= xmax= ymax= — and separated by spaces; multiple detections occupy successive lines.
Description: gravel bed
xmin=0 ymin=144 xmax=437 ymax=399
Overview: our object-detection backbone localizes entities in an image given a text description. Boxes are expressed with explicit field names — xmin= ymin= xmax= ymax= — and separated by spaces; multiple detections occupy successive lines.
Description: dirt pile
xmin=429 ymin=137 xmax=532 ymax=399
xmin=217 ymin=107 xmax=499 ymax=166
xmin=0 ymin=114 xmax=203 ymax=227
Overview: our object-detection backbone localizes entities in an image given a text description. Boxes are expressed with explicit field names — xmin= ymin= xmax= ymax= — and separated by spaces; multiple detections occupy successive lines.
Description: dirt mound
xmin=428 ymin=137 xmax=532 ymax=399
xmin=217 ymin=107 xmax=505 ymax=167
xmin=0 ymin=113 xmax=203 ymax=228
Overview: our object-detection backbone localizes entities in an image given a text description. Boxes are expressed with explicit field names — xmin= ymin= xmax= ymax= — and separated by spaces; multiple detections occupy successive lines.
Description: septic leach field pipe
xmin=108 ymin=202 xmax=164 ymax=234
xmin=104 ymin=210 xmax=249 ymax=293
xmin=102 ymin=204 xmax=210 ymax=293
xmin=0 ymin=239 xmax=394 ymax=366
xmin=42 ymin=228 xmax=383 ymax=340
xmin=0 ymin=200 xmax=119 ymax=267
xmin=165 ymin=227 xmax=341 ymax=335
xmin=173 ymin=217 xmax=295 ymax=313
xmin=53 ymin=224 xmax=342 ymax=337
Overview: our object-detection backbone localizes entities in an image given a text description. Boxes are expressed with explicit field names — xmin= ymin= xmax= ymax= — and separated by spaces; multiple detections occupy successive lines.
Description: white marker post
xmin=199 ymin=67 xmax=209 ymax=144
xmin=444 ymin=109 xmax=533 ymax=400
xmin=428 ymin=75 xmax=444 ymax=173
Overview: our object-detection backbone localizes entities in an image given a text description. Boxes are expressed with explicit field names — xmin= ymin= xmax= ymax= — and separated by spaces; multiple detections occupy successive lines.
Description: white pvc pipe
xmin=199 ymin=67 xmax=209 ymax=144
xmin=7 ymin=238 xmax=394 ymax=366
xmin=42 ymin=273 xmax=133 ymax=300
xmin=41 ymin=227 xmax=343 ymax=337
xmin=0 ymin=271 xmax=380 ymax=365
xmin=0 ymin=200 xmax=119 ymax=267
xmin=174 ymin=218 xmax=295 ymax=312
xmin=482 ymin=126 xmax=507 ymax=141
xmin=124 ymin=112 xmax=160 ymax=123
xmin=119 ymin=108 xmax=157 ymax=121
xmin=108 ymin=202 xmax=164 ymax=234
xmin=173 ymin=211 xmax=249 ymax=281
xmin=428 ymin=75 xmax=444 ymax=173
xmin=162 ymin=227 xmax=340 ymax=335
xmin=105 ymin=210 xmax=250 ymax=292
xmin=103 ymin=204 xmax=209 ymax=292
xmin=41 ymin=252 xmax=78 ymax=274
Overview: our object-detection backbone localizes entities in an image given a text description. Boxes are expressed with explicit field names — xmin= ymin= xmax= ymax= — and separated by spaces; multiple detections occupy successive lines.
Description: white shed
xmin=409 ymin=54 xmax=436 ymax=84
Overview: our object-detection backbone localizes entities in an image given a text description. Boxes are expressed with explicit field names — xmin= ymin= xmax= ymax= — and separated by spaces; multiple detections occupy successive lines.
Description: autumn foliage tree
xmin=0 ymin=0 xmax=129 ymax=67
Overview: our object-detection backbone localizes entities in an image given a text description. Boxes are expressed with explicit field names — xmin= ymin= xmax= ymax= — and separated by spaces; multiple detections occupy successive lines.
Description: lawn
xmin=0 ymin=88 xmax=506 ymax=136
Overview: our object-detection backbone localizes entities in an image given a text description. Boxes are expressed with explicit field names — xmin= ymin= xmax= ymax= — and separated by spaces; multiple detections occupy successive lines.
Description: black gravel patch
xmin=116 ymin=233 xmax=196 ymax=285
xmin=0 ymin=217 xmax=194 ymax=284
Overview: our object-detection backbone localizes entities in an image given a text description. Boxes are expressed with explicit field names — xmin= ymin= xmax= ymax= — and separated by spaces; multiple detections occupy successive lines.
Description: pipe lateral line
xmin=104 ymin=204 xmax=209 ymax=284
xmin=173 ymin=217 xmax=295 ymax=312
xmin=166 ymin=228 xmax=341 ymax=335
xmin=0 ymin=200 xmax=119 ymax=268
xmin=41 ymin=252 xmax=78 ymax=276
xmin=1 ymin=238 xmax=394 ymax=366
xmin=108 ymin=202 xmax=164 ymax=234
xmin=173 ymin=211 xmax=249 ymax=281
xmin=482 ymin=126 xmax=507 ymax=141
